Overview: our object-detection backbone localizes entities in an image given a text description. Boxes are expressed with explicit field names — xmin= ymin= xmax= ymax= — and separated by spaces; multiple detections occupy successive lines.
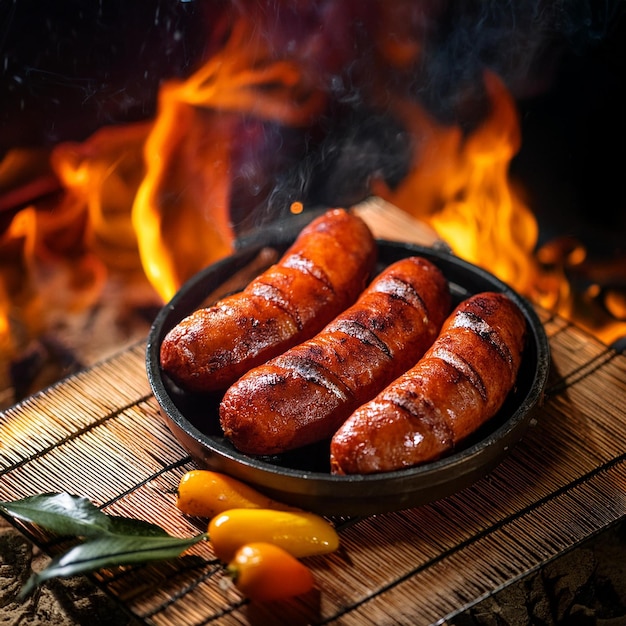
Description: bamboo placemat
xmin=1 ymin=204 xmax=625 ymax=625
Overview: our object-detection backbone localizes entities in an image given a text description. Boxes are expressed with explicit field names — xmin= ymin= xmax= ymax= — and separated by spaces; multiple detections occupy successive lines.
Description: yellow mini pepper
xmin=176 ymin=470 xmax=298 ymax=518
xmin=209 ymin=508 xmax=340 ymax=562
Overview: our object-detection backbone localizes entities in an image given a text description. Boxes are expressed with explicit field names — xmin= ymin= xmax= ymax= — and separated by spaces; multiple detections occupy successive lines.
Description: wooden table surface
xmin=1 ymin=201 xmax=625 ymax=625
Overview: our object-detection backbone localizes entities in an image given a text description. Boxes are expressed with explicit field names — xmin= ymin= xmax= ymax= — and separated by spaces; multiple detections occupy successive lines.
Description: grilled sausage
xmin=220 ymin=256 xmax=451 ymax=455
xmin=160 ymin=208 xmax=377 ymax=393
xmin=330 ymin=291 xmax=527 ymax=474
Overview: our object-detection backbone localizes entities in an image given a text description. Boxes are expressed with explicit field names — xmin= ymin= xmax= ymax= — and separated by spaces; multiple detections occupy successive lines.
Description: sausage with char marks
xmin=160 ymin=208 xmax=377 ymax=393
xmin=220 ymin=256 xmax=451 ymax=455
xmin=330 ymin=291 xmax=527 ymax=474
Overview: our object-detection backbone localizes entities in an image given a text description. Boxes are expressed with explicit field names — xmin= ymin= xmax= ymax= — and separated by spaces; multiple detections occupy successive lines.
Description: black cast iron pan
xmin=146 ymin=212 xmax=550 ymax=516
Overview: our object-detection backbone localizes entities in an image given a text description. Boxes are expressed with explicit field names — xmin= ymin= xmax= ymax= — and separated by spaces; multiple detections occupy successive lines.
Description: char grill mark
xmin=327 ymin=318 xmax=392 ymax=359
xmin=249 ymin=253 xmax=335 ymax=331
xmin=451 ymin=310 xmax=515 ymax=370
xmin=429 ymin=345 xmax=488 ymax=401
xmin=249 ymin=280 xmax=305 ymax=330
xmin=274 ymin=353 xmax=351 ymax=401
xmin=374 ymin=275 xmax=429 ymax=322
xmin=282 ymin=253 xmax=335 ymax=292
xmin=384 ymin=390 xmax=455 ymax=447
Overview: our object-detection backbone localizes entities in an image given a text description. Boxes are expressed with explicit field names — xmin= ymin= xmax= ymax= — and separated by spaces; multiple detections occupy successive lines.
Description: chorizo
xmin=160 ymin=208 xmax=376 ymax=393
xmin=330 ymin=291 xmax=527 ymax=474
xmin=220 ymin=256 xmax=451 ymax=455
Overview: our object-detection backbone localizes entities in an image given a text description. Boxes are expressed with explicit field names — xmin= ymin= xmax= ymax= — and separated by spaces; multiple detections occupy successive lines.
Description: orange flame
xmin=0 ymin=14 xmax=624 ymax=363
xmin=381 ymin=71 xmax=625 ymax=346
xmin=383 ymin=72 xmax=539 ymax=295
xmin=132 ymin=18 xmax=326 ymax=302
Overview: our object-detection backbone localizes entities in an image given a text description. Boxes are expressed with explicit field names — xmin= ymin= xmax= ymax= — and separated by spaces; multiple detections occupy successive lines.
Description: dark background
xmin=1 ymin=0 xmax=624 ymax=249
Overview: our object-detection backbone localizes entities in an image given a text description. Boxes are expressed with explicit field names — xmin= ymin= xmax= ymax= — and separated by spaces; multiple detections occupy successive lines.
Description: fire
xmin=380 ymin=71 xmax=625 ymax=346
xmin=0 ymin=10 xmax=624 ymax=389
xmin=132 ymin=17 xmax=326 ymax=302
xmin=383 ymin=72 xmax=540 ymax=297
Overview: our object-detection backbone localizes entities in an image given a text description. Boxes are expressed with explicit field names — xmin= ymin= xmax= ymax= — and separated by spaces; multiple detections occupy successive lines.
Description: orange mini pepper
xmin=227 ymin=542 xmax=315 ymax=602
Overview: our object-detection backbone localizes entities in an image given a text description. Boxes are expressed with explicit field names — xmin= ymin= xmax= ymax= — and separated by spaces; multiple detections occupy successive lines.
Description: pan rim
xmin=146 ymin=228 xmax=550 ymax=514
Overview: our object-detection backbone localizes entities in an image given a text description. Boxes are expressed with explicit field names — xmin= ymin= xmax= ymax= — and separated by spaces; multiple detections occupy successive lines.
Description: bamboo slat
xmin=1 ymin=313 xmax=623 ymax=626
xmin=1 ymin=206 xmax=625 ymax=626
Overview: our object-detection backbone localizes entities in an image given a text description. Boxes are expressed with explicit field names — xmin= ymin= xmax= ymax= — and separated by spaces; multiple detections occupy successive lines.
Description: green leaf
xmin=0 ymin=493 xmax=173 ymax=539
xmin=19 ymin=533 xmax=207 ymax=599
xmin=107 ymin=515 xmax=171 ymax=537
xmin=0 ymin=492 xmax=209 ymax=598
xmin=0 ymin=493 xmax=113 ymax=538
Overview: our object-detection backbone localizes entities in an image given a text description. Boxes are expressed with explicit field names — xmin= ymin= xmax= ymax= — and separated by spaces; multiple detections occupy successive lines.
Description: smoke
xmin=413 ymin=0 xmax=619 ymax=124
xmin=265 ymin=108 xmax=412 ymax=212
xmin=229 ymin=0 xmax=621 ymax=230
xmin=1 ymin=0 xmax=621 ymax=233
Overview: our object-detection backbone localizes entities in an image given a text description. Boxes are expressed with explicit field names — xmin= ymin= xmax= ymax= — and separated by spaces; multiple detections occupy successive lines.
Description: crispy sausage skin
xmin=219 ymin=256 xmax=451 ymax=455
xmin=160 ymin=208 xmax=376 ymax=393
xmin=330 ymin=292 xmax=527 ymax=475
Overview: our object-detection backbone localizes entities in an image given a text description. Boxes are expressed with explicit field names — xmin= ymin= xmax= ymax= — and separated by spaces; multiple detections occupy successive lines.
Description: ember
xmin=0 ymin=1 xmax=624 ymax=404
